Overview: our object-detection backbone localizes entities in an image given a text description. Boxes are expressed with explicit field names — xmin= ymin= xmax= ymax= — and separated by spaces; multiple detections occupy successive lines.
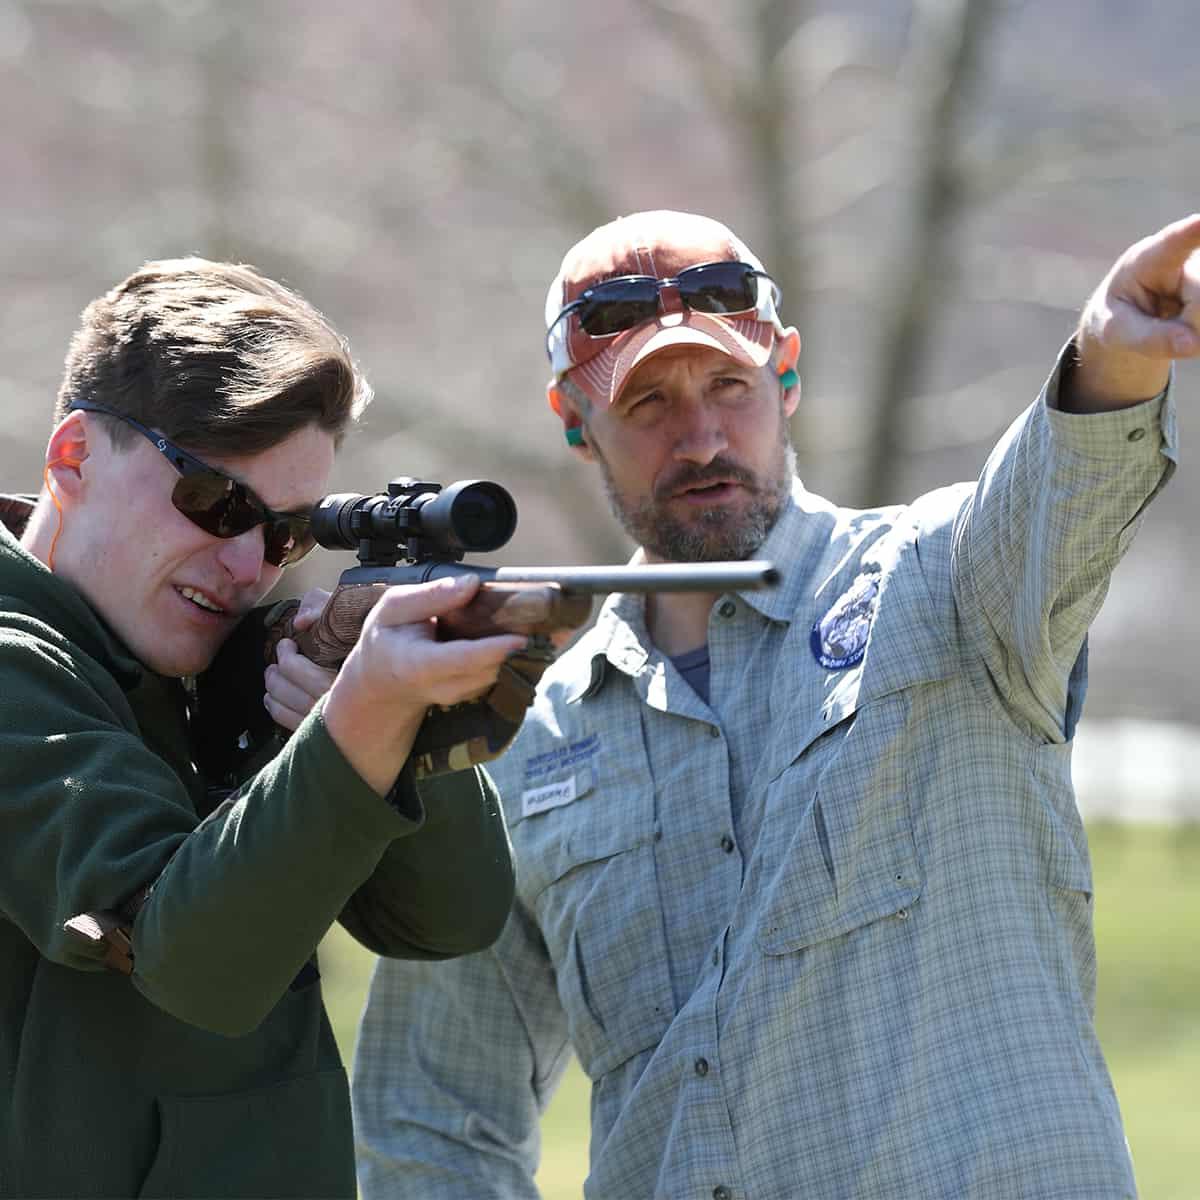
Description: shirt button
xmin=1127 ymin=427 xmax=1146 ymax=442
xmin=709 ymin=725 xmax=721 ymax=738
xmin=720 ymin=834 xmax=735 ymax=854
xmin=694 ymin=1057 xmax=710 ymax=1077
xmin=713 ymin=1187 xmax=732 ymax=1200
xmin=717 ymin=599 xmax=736 ymax=618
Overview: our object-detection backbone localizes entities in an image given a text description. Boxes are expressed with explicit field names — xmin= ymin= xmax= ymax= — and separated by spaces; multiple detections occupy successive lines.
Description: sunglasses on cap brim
xmin=69 ymin=401 xmax=316 ymax=568
xmin=546 ymin=260 xmax=782 ymax=375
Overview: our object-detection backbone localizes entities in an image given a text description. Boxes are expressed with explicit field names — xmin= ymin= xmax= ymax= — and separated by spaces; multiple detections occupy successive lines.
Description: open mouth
xmin=676 ymin=480 xmax=739 ymax=502
xmin=176 ymin=585 xmax=226 ymax=614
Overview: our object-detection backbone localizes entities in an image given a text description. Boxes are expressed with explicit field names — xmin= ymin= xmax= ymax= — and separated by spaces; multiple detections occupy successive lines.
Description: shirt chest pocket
xmin=755 ymin=634 xmax=954 ymax=958
xmin=512 ymin=758 xmax=675 ymax=1081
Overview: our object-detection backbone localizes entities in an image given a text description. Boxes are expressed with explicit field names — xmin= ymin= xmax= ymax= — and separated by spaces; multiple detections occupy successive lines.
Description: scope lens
xmin=452 ymin=489 xmax=505 ymax=548
xmin=439 ymin=481 xmax=517 ymax=552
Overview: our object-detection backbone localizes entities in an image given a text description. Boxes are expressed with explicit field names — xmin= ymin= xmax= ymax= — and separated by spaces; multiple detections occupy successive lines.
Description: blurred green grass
xmin=321 ymin=821 xmax=1200 ymax=1200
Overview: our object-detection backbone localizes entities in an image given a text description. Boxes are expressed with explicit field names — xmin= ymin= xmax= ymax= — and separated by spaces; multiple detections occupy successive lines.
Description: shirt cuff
xmin=1042 ymin=340 xmax=1178 ymax=464
xmin=383 ymin=760 xmax=424 ymax=821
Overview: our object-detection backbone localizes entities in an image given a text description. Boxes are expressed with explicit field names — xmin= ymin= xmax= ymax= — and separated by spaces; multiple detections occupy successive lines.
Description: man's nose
xmin=672 ymin=403 xmax=728 ymax=464
xmin=216 ymin=525 xmax=267 ymax=586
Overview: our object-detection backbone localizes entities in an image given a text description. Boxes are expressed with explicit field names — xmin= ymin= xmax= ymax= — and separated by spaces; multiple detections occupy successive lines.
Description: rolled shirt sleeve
xmin=952 ymin=344 xmax=1176 ymax=741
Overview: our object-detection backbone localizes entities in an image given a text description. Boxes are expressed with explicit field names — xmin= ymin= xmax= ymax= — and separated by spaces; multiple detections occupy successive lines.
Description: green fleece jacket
xmin=0 ymin=499 xmax=516 ymax=1199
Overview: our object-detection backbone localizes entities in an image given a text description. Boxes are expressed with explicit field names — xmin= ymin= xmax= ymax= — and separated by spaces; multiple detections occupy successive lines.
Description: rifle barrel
xmin=491 ymin=561 xmax=779 ymax=593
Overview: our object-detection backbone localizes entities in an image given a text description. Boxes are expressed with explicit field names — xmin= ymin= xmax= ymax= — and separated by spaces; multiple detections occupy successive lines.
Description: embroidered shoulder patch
xmin=810 ymin=571 xmax=880 ymax=670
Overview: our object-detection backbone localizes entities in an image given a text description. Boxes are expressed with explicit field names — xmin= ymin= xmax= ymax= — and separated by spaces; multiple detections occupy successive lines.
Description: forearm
xmin=132 ymin=702 xmax=415 ymax=1035
xmin=340 ymin=766 xmax=515 ymax=958
xmin=1059 ymin=331 xmax=1171 ymax=413
xmin=322 ymin=667 xmax=423 ymax=795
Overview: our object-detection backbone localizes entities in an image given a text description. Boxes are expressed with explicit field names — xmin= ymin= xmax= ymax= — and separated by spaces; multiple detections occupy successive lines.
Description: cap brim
xmin=567 ymin=312 xmax=773 ymax=410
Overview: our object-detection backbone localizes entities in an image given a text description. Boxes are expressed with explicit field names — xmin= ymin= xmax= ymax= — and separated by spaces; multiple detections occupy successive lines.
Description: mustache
xmin=654 ymin=456 xmax=758 ymax=501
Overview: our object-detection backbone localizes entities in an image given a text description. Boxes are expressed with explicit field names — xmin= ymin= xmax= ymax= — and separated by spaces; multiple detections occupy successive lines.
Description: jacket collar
xmin=0 ymin=492 xmax=144 ymax=689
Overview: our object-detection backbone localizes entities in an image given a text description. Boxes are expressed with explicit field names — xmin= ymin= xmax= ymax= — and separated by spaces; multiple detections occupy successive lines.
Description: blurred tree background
xmin=4 ymin=0 xmax=1198 ymax=716
xmin=2 ymin=0 xmax=1197 ymax=1194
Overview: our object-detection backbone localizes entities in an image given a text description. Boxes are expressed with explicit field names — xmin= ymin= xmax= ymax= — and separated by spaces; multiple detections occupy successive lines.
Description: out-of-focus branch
xmin=745 ymin=0 xmax=808 ymax=332
xmin=854 ymin=0 xmax=1000 ymax=508
xmin=632 ymin=0 xmax=752 ymax=119
xmin=195 ymin=6 xmax=243 ymax=262
xmin=436 ymin=8 xmax=616 ymax=231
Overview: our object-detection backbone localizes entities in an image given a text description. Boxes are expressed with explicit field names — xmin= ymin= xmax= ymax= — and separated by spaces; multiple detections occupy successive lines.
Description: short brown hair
xmin=55 ymin=258 xmax=371 ymax=455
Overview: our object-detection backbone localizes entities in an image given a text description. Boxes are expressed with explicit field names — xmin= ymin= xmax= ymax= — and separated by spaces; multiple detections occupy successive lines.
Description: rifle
xmin=269 ymin=477 xmax=779 ymax=776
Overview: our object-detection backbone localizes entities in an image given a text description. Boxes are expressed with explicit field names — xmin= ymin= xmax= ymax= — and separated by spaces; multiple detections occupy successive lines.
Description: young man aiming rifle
xmin=0 ymin=259 xmax=523 ymax=1199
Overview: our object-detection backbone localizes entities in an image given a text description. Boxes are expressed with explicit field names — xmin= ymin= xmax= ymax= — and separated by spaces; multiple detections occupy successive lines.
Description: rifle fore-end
xmin=290 ymin=581 xmax=593 ymax=669
xmin=437 ymin=583 xmax=594 ymax=640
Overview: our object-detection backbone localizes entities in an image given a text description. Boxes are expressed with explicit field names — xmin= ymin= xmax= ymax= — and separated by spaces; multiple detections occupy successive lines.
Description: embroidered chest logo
xmin=522 ymin=733 xmax=601 ymax=784
xmin=810 ymin=570 xmax=881 ymax=670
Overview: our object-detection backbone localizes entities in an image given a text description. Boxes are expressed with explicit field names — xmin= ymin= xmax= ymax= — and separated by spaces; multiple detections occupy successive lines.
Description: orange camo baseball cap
xmin=544 ymin=210 xmax=786 ymax=410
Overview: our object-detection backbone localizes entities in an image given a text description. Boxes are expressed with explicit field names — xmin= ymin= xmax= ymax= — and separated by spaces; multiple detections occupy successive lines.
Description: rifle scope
xmin=312 ymin=477 xmax=518 ymax=559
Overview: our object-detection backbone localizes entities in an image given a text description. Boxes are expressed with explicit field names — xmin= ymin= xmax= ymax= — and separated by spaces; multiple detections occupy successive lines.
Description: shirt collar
xmin=563 ymin=591 xmax=650 ymax=703
xmin=739 ymin=478 xmax=842 ymax=625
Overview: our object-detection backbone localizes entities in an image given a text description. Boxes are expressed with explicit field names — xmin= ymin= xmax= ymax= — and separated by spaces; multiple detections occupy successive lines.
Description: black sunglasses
xmin=547 ymin=260 xmax=780 ymax=352
xmin=70 ymin=402 xmax=316 ymax=568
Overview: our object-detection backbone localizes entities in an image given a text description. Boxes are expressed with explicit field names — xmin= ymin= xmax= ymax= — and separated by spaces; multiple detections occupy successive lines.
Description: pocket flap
xmin=757 ymin=793 xmax=924 ymax=956
xmin=759 ymin=866 xmax=922 ymax=956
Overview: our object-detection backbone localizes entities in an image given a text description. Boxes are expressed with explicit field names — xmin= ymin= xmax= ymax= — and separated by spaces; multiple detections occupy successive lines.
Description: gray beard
xmin=597 ymin=440 xmax=795 ymax=563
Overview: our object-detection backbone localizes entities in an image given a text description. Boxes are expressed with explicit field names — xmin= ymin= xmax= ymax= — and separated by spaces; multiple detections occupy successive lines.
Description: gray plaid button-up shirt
xmin=354 ymin=351 xmax=1175 ymax=1199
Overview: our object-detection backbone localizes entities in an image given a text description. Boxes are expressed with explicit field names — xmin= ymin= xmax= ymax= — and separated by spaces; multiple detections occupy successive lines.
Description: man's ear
xmin=44 ymin=412 xmax=91 ymax=501
xmin=775 ymin=327 xmax=802 ymax=417
xmin=547 ymin=382 xmax=595 ymax=462
xmin=775 ymin=327 xmax=801 ymax=374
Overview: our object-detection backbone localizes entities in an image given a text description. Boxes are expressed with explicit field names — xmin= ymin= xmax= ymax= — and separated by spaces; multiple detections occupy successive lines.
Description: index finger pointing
xmin=1137 ymin=212 xmax=1200 ymax=273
